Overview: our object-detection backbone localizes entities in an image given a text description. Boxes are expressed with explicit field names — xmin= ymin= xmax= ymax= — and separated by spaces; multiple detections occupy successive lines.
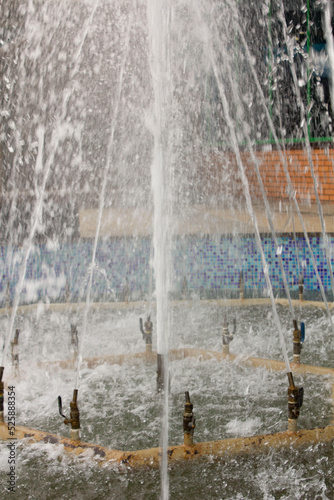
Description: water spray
xmin=123 ymin=278 xmax=129 ymax=303
xmin=70 ymin=325 xmax=79 ymax=360
xmin=58 ymin=389 xmax=80 ymax=441
xmin=196 ymin=6 xmax=291 ymax=375
xmin=0 ymin=1 xmax=102 ymax=372
xmin=182 ymin=277 xmax=188 ymax=299
xmin=277 ymin=0 xmax=334 ymax=314
xmin=234 ymin=17 xmax=334 ymax=336
xmin=65 ymin=279 xmax=71 ymax=303
xmin=5 ymin=283 xmax=11 ymax=310
xmin=74 ymin=8 xmax=133 ymax=391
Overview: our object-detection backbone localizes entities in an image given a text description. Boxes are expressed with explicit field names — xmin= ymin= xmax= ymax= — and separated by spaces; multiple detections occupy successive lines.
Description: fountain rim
xmin=1 ymin=297 xmax=333 ymax=316
xmin=0 ymin=422 xmax=333 ymax=470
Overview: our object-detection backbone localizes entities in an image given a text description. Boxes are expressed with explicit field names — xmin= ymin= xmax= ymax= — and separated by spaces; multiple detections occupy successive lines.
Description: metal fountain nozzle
xmin=139 ymin=316 xmax=153 ymax=346
xmin=222 ymin=316 xmax=235 ymax=354
xmin=292 ymin=319 xmax=305 ymax=364
xmin=298 ymin=274 xmax=304 ymax=301
xmin=183 ymin=391 xmax=195 ymax=445
xmin=58 ymin=389 xmax=80 ymax=440
xmin=238 ymin=271 xmax=245 ymax=299
xmin=11 ymin=329 xmax=20 ymax=369
xmin=287 ymin=372 xmax=304 ymax=432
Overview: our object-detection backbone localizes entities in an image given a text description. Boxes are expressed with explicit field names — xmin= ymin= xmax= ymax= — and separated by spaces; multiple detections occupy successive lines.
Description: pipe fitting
xmin=58 ymin=389 xmax=80 ymax=440
xmin=70 ymin=389 xmax=80 ymax=431
xmin=139 ymin=316 xmax=153 ymax=347
xmin=11 ymin=329 xmax=19 ymax=369
xmin=298 ymin=275 xmax=304 ymax=301
xmin=183 ymin=391 xmax=195 ymax=445
xmin=287 ymin=372 xmax=303 ymax=431
xmin=292 ymin=320 xmax=305 ymax=364
xmin=238 ymin=271 xmax=245 ymax=300
xmin=222 ymin=317 xmax=235 ymax=354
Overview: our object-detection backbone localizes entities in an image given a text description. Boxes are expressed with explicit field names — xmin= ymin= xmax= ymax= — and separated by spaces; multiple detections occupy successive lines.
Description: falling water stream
xmin=277 ymin=0 xmax=334 ymax=307
xmin=75 ymin=1 xmax=133 ymax=391
xmin=234 ymin=18 xmax=334 ymax=336
xmin=146 ymin=1 xmax=172 ymax=496
xmin=1 ymin=0 xmax=101 ymax=368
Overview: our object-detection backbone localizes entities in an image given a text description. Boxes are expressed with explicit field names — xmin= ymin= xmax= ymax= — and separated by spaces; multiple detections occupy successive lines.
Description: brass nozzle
xmin=183 ymin=391 xmax=195 ymax=445
xmin=140 ymin=317 xmax=153 ymax=346
xmin=287 ymin=372 xmax=303 ymax=422
xmin=292 ymin=320 xmax=302 ymax=360
xmin=11 ymin=329 xmax=19 ymax=368
xmin=144 ymin=318 xmax=153 ymax=334
xmin=222 ymin=316 xmax=234 ymax=346
xmin=58 ymin=389 xmax=80 ymax=431
xmin=238 ymin=271 xmax=245 ymax=298
xmin=70 ymin=389 xmax=80 ymax=430
xmin=13 ymin=329 xmax=19 ymax=344
xmin=298 ymin=275 xmax=304 ymax=300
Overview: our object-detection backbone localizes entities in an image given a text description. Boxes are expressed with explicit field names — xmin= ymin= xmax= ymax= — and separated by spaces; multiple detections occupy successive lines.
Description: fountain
xmin=0 ymin=0 xmax=334 ymax=498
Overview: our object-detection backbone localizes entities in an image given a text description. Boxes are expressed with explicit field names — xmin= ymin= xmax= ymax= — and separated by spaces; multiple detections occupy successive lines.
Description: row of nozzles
xmin=238 ymin=272 xmax=304 ymax=301
xmin=0 ymin=366 xmax=304 ymax=447
xmin=182 ymin=374 xmax=303 ymax=442
xmin=2 ymin=271 xmax=305 ymax=309
xmin=181 ymin=272 xmax=305 ymax=301
xmin=0 ymin=363 xmax=81 ymax=440
xmin=221 ymin=316 xmax=305 ymax=364
xmin=0 ymin=332 xmax=305 ymax=448
xmin=138 ymin=313 xmax=306 ymax=364
xmin=138 ymin=315 xmax=304 ymax=432
xmin=0 ymin=311 xmax=306 ymax=441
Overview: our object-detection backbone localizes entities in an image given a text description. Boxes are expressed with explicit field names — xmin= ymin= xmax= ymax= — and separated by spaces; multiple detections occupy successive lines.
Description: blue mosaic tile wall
xmin=0 ymin=235 xmax=333 ymax=305
xmin=173 ymin=235 xmax=333 ymax=294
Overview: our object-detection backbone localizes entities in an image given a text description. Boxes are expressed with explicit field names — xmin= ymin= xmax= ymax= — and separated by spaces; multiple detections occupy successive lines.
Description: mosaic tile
xmin=0 ymin=234 xmax=333 ymax=305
